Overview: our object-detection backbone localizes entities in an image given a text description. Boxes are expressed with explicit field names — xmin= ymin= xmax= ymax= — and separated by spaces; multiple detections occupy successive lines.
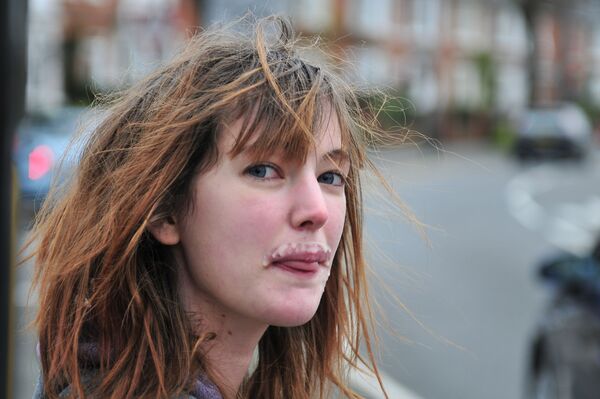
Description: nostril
xmin=299 ymin=220 xmax=315 ymax=229
xmin=296 ymin=207 xmax=328 ymax=230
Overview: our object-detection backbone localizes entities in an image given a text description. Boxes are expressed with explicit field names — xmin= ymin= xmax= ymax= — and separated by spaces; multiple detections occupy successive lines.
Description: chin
xmin=271 ymin=316 xmax=314 ymax=327
xmin=266 ymin=303 xmax=321 ymax=327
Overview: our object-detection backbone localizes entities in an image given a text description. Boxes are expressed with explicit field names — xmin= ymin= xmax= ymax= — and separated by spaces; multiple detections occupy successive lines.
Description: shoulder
xmin=32 ymin=371 xmax=207 ymax=399
xmin=32 ymin=373 xmax=44 ymax=399
xmin=32 ymin=369 xmax=98 ymax=399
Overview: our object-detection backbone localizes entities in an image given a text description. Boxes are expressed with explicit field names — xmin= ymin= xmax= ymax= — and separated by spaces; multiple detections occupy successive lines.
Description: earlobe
xmin=147 ymin=216 xmax=180 ymax=245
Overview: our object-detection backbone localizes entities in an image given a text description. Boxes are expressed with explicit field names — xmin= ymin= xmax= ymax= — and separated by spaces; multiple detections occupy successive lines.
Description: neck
xmin=173 ymin=249 xmax=268 ymax=398
xmin=202 ymin=322 xmax=266 ymax=399
xmin=177 ymin=275 xmax=267 ymax=397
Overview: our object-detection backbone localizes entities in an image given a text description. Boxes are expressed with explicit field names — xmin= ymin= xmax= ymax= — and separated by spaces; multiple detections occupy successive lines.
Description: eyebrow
xmin=321 ymin=149 xmax=350 ymax=164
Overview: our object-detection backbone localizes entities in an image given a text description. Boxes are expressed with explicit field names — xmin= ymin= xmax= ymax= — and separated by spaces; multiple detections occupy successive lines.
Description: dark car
xmin=514 ymin=104 xmax=593 ymax=161
xmin=12 ymin=107 xmax=94 ymax=200
xmin=525 ymin=239 xmax=600 ymax=399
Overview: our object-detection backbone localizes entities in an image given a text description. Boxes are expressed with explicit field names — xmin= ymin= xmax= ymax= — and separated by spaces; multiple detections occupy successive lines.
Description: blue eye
xmin=318 ymin=171 xmax=345 ymax=186
xmin=246 ymin=164 xmax=279 ymax=179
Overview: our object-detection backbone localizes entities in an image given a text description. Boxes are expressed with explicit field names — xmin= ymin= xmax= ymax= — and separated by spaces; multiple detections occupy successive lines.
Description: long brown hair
xmin=29 ymin=15 xmax=395 ymax=399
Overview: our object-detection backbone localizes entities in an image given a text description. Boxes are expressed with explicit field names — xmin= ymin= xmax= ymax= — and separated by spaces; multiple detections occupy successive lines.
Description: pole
xmin=1 ymin=0 xmax=28 ymax=398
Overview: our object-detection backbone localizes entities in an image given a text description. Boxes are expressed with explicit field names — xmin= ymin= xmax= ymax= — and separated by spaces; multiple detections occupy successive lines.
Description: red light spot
xmin=28 ymin=145 xmax=54 ymax=180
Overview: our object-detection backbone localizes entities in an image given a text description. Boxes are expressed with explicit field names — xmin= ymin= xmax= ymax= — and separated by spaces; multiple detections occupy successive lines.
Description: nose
xmin=290 ymin=175 xmax=329 ymax=230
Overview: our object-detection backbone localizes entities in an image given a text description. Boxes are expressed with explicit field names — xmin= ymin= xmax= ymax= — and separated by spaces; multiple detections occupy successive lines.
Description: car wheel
xmin=531 ymin=360 xmax=572 ymax=399
xmin=526 ymin=339 xmax=578 ymax=399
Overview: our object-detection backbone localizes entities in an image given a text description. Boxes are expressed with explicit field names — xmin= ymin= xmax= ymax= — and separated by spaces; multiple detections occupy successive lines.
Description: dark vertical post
xmin=519 ymin=0 xmax=542 ymax=105
xmin=1 ymin=0 xmax=28 ymax=397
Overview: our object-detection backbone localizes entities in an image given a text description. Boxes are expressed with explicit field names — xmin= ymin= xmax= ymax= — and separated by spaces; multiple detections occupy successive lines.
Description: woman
xmin=30 ymin=16 xmax=393 ymax=399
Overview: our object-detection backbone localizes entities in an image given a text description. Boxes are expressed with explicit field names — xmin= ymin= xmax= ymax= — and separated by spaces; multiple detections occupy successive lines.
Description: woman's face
xmin=171 ymin=113 xmax=348 ymax=328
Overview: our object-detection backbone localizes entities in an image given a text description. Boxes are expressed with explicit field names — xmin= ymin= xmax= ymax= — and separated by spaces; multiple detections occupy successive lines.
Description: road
xmin=12 ymin=141 xmax=600 ymax=399
xmin=364 ymin=142 xmax=600 ymax=399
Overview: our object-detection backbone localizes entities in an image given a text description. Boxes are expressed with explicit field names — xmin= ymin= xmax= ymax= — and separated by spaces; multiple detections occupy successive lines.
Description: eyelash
xmin=244 ymin=164 xmax=346 ymax=186
xmin=318 ymin=171 xmax=346 ymax=186
xmin=245 ymin=164 xmax=280 ymax=180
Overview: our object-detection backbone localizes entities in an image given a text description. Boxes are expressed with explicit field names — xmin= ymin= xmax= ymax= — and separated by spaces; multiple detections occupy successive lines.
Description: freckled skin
xmin=174 ymin=114 xmax=348 ymax=331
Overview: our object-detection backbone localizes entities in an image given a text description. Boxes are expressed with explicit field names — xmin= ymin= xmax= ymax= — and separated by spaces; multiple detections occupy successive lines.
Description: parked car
xmin=514 ymin=103 xmax=593 ymax=161
xmin=525 ymin=239 xmax=600 ymax=399
xmin=12 ymin=107 xmax=92 ymax=200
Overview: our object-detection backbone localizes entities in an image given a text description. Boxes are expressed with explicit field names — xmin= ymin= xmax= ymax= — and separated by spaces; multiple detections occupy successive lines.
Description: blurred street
xmin=11 ymin=1 xmax=600 ymax=397
xmin=362 ymin=141 xmax=600 ymax=399
xmin=13 ymin=140 xmax=600 ymax=399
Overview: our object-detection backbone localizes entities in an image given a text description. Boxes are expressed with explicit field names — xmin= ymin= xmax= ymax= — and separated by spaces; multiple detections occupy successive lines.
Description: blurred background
xmin=10 ymin=0 xmax=600 ymax=398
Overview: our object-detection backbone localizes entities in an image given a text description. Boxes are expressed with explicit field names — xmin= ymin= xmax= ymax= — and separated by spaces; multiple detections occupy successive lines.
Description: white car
xmin=514 ymin=103 xmax=593 ymax=161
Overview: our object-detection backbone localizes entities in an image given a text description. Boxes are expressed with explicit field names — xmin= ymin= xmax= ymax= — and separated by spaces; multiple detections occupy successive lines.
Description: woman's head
xmin=32 ymin=16 xmax=383 ymax=399
xmin=150 ymin=110 xmax=349 ymax=329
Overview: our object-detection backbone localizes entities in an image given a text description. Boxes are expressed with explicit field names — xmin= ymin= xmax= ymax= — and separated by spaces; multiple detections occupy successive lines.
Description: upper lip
xmin=265 ymin=242 xmax=332 ymax=268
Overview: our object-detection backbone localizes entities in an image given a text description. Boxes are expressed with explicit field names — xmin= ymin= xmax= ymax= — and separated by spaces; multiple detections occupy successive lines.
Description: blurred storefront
xmin=293 ymin=0 xmax=600 ymax=139
xmin=25 ymin=0 xmax=600 ymax=140
xmin=27 ymin=0 xmax=200 ymax=112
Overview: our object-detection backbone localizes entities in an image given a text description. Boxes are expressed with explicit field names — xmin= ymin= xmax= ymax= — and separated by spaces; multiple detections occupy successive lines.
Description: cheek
xmin=327 ymin=196 xmax=347 ymax=243
xmin=200 ymin=191 xmax=287 ymax=254
xmin=232 ymin=193 xmax=285 ymax=236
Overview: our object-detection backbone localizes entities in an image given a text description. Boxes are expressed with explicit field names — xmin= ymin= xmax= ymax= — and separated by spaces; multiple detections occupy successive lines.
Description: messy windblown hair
xmin=29 ymin=15 xmax=393 ymax=399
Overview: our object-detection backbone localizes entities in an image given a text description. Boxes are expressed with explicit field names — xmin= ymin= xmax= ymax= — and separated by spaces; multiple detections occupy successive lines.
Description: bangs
xmin=222 ymin=58 xmax=352 ymax=164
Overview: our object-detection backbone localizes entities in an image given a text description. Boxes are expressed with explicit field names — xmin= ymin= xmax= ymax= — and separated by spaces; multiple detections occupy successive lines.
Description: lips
xmin=264 ymin=242 xmax=332 ymax=276
xmin=273 ymin=260 xmax=320 ymax=274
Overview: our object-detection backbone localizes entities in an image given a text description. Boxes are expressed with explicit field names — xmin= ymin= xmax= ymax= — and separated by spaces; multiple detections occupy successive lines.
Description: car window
xmin=523 ymin=111 xmax=560 ymax=136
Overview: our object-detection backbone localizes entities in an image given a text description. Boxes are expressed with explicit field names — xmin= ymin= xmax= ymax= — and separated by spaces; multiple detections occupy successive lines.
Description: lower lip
xmin=272 ymin=261 xmax=319 ymax=277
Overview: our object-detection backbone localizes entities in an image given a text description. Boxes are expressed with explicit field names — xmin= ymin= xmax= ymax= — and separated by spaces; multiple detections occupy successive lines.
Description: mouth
xmin=264 ymin=242 xmax=332 ymax=277
xmin=272 ymin=260 xmax=320 ymax=276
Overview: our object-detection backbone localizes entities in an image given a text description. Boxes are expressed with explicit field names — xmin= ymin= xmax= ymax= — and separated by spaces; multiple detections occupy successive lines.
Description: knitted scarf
xmin=33 ymin=342 xmax=223 ymax=399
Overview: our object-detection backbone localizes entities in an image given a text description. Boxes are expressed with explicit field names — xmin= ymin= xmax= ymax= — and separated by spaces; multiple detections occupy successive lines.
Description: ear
xmin=147 ymin=216 xmax=180 ymax=245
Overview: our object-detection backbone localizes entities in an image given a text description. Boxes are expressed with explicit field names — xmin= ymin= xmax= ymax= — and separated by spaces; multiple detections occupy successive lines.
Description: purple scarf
xmin=34 ymin=342 xmax=223 ymax=399
xmin=191 ymin=374 xmax=223 ymax=399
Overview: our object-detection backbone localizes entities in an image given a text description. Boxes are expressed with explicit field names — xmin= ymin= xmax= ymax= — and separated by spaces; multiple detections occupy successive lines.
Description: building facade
xmin=26 ymin=0 xmax=600 ymax=137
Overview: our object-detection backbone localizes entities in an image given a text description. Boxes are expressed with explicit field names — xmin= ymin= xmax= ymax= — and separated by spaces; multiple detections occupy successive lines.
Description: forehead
xmin=218 ymin=107 xmax=345 ymax=160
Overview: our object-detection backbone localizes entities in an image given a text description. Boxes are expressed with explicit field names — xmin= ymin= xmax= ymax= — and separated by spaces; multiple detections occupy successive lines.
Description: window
xmin=412 ymin=0 xmax=441 ymax=47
